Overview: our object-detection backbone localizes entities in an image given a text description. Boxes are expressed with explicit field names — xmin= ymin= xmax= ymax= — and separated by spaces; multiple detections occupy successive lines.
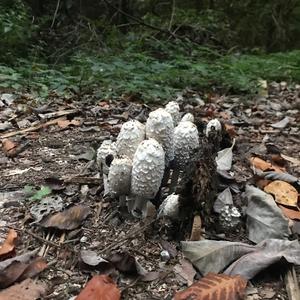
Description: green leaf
xmin=29 ymin=186 xmax=52 ymax=201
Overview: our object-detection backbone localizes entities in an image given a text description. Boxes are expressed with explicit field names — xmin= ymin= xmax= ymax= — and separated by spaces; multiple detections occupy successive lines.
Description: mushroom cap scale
xmin=108 ymin=157 xmax=132 ymax=197
xmin=165 ymin=101 xmax=180 ymax=126
xmin=115 ymin=120 xmax=145 ymax=159
xmin=205 ymin=118 xmax=222 ymax=137
xmin=131 ymin=139 xmax=165 ymax=199
xmin=146 ymin=108 xmax=174 ymax=165
xmin=174 ymin=121 xmax=199 ymax=169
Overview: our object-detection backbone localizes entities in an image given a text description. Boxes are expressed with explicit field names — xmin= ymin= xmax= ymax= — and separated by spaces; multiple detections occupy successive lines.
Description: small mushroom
xmin=170 ymin=121 xmax=200 ymax=192
xmin=205 ymin=118 xmax=222 ymax=137
xmin=181 ymin=113 xmax=194 ymax=123
xmin=146 ymin=108 xmax=174 ymax=166
xmin=96 ymin=140 xmax=116 ymax=175
xmin=108 ymin=156 xmax=132 ymax=207
xmin=115 ymin=120 xmax=145 ymax=159
xmin=157 ymin=194 xmax=180 ymax=220
xmin=165 ymin=101 xmax=180 ymax=126
xmin=131 ymin=138 xmax=165 ymax=218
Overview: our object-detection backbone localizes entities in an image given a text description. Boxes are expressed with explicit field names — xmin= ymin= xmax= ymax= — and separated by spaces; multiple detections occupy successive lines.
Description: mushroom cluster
xmin=96 ymin=101 xmax=219 ymax=219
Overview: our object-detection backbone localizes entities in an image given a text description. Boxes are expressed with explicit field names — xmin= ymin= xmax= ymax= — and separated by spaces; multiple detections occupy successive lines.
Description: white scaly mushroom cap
xmin=205 ymin=118 xmax=222 ymax=137
xmin=165 ymin=101 xmax=180 ymax=126
xmin=146 ymin=108 xmax=174 ymax=165
xmin=181 ymin=113 xmax=194 ymax=123
xmin=115 ymin=120 xmax=145 ymax=159
xmin=174 ymin=121 xmax=199 ymax=169
xmin=96 ymin=140 xmax=116 ymax=174
xmin=157 ymin=194 xmax=179 ymax=220
xmin=131 ymin=139 xmax=165 ymax=199
xmin=108 ymin=156 xmax=132 ymax=197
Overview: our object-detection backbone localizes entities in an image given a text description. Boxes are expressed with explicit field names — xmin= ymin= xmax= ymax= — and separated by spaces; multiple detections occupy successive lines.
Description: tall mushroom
xmin=107 ymin=156 xmax=132 ymax=208
xmin=165 ymin=101 xmax=180 ymax=126
xmin=131 ymin=139 xmax=165 ymax=218
xmin=205 ymin=118 xmax=222 ymax=151
xmin=115 ymin=120 xmax=145 ymax=159
xmin=146 ymin=108 xmax=174 ymax=165
xmin=170 ymin=120 xmax=200 ymax=192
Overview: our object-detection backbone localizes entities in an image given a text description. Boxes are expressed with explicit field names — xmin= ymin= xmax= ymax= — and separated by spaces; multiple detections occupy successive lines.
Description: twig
xmin=51 ymin=0 xmax=61 ymax=28
xmin=101 ymin=0 xmax=176 ymax=38
xmin=97 ymin=219 xmax=155 ymax=254
xmin=285 ymin=265 xmax=300 ymax=300
xmin=168 ymin=0 xmax=176 ymax=31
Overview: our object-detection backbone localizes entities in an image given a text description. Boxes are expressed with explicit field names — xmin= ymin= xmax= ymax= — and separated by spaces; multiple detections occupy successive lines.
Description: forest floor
xmin=0 ymin=84 xmax=299 ymax=300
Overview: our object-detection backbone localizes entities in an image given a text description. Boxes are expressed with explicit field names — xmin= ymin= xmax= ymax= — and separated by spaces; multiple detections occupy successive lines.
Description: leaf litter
xmin=0 ymin=85 xmax=299 ymax=299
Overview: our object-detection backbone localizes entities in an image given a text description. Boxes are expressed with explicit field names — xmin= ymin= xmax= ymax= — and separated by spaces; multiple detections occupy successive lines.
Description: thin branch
xmin=168 ymin=0 xmax=176 ymax=31
xmin=51 ymin=0 xmax=61 ymax=28
xmin=101 ymin=0 xmax=176 ymax=38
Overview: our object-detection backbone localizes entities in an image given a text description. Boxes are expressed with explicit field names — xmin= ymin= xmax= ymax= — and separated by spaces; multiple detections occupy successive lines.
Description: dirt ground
xmin=0 ymin=84 xmax=299 ymax=299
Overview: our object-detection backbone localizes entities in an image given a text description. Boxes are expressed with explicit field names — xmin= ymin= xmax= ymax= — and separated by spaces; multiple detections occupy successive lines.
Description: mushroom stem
xmin=103 ymin=174 xmax=110 ymax=196
xmin=169 ymin=168 xmax=180 ymax=194
xmin=126 ymin=196 xmax=135 ymax=213
xmin=118 ymin=195 xmax=126 ymax=208
xmin=131 ymin=197 xmax=148 ymax=218
xmin=161 ymin=166 xmax=171 ymax=187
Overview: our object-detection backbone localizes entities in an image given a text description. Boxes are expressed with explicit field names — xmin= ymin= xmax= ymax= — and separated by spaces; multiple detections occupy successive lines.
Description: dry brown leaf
xmin=250 ymin=157 xmax=284 ymax=173
xmin=0 ymin=258 xmax=47 ymax=289
xmin=190 ymin=215 xmax=202 ymax=241
xmin=2 ymin=139 xmax=18 ymax=157
xmin=279 ymin=205 xmax=300 ymax=221
xmin=40 ymin=205 xmax=90 ymax=230
xmin=0 ymin=278 xmax=46 ymax=300
xmin=75 ymin=275 xmax=120 ymax=300
xmin=0 ymin=229 xmax=17 ymax=260
xmin=57 ymin=119 xmax=81 ymax=129
xmin=224 ymin=123 xmax=237 ymax=137
xmin=264 ymin=180 xmax=298 ymax=207
xmin=174 ymin=272 xmax=247 ymax=300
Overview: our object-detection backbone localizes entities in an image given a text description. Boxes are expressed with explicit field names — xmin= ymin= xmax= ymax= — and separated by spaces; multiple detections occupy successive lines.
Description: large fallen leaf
xmin=264 ymin=180 xmax=298 ymax=207
xmin=0 ymin=279 xmax=47 ymax=300
xmin=0 ymin=229 xmax=17 ymax=260
xmin=216 ymin=139 xmax=235 ymax=171
xmin=271 ymin=116 xmax=290 ymax=129
xmin=279 ymin=205 xmax=300 ymax=221
xmin=2 ymin=139 xmax=18 ymax=157
xmin=57 ymin=118 xmax=81 ymax=129
xmin=224 ymin=239 xmax=300 ymax=279
xmin=181 ymin=240 xmax=256 ymax=275
xmin=0 ymin=257 xmax=47 ymax=288
xmin=40 ymin=205 xmax=90 ymax=230
xmin=250 ymin=157 xmax=283 ymax=173
xmin=245 ymin=185 xmax=290 ymax=243
xmin=75 ymin=275 xmax=120 ymax=300
xmin=80 ymin=250 xmax=112 ymax=273
xmin=174 ymin=272 xmax=247 ymax=300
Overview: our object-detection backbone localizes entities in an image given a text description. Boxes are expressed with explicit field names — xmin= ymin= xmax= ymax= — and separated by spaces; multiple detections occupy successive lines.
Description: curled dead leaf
xmin=40 ymin=205 xmax=90 ymax=230
xmin=0 ymin=257 xmax=47 ymax=288
xmin=250 ymin=157 xmax=284 ymax=173
xmin=264 ymin=180 xmax=298 ymax=207
xmin=2 ymin=139 xmax=18 ymax=158
xmin=57 ymin=118 xmax=81 ymax=129
xmin=0 ymin=229 xmax=18 ymax=260
xmin=174 ymin=272 xmax=247 ymax=300
xmin=75 ymin=275 xmax=120 ymax=300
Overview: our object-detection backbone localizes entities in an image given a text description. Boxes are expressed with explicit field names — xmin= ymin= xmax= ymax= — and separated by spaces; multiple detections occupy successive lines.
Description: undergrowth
xmin=1 ymin=40 xmax=300 ymax=102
